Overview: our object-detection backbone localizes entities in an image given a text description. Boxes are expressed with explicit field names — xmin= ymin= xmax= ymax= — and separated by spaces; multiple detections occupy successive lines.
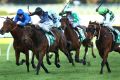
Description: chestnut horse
xmin=60 ymin=16 xmax=96 ymax=64
xmin=0 ymin=17 xmax=36 ymax=72
xmin=86 ymin=21 xmax=120 ymax=74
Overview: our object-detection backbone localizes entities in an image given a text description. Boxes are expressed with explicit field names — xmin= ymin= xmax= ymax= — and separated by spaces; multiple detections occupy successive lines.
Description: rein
xmin=97 ymin=23 xmax=101 ymax=40
xmin=11 ymin=24 xmax=18 ymax=31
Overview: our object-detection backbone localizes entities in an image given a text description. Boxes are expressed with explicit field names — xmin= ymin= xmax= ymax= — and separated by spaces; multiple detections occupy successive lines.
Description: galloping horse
xmin=0 ymin=17 xmax=73 ymax=75
xmin=86 ymin=21 xmax=120 ymax=74
xmin=22 ymin=24 xmax=74 ymax=74
xmin=60 ymin=16 xmax=96 ymax=64
xmin=0 ymin=17 xmax=36 ymax=72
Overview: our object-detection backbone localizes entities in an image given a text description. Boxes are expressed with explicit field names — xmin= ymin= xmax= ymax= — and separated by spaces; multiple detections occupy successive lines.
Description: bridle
xmin=88 ymin=23 xmax=101 ymax=40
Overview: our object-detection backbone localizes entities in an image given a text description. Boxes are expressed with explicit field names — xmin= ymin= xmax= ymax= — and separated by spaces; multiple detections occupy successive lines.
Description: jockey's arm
xmin=19 ymin=15 xmax=31 ymax=26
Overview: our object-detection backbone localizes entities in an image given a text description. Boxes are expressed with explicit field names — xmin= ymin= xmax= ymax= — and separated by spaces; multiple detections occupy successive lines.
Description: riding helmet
xmin=17 ymin=9 xmax=24 ymax=15
xmin=98 ymin=7 xmax=108 ymax=15
xmin=34 ymin=7 xmax=43 ymax=15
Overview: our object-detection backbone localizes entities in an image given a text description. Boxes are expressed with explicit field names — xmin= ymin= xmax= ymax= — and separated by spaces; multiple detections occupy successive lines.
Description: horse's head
xmin=86 ymin=21 xmax=101 ymax=40
xmin=60 ymin=16 xmax=70 ymax=30
xmin=0 ymin=17 xmax=15 ymax=35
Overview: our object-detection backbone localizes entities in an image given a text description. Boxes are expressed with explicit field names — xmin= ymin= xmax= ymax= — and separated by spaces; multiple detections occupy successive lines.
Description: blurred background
xmin=0 ymin=0 xmax=120 ymax=37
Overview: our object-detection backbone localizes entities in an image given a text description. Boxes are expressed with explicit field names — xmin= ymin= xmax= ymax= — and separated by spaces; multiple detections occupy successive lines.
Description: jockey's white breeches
xmin=71 ymin=21 xmax=80 ymax=28
xmin=38 ymin=20 xmax=53 ymax=32
xmin=54 ymin=19 xmax=61 ymax=28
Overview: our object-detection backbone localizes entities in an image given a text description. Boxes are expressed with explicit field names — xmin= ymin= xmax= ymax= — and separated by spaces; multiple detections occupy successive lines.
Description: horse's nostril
xmin=0 ymin=30 xmax=3 ymax=34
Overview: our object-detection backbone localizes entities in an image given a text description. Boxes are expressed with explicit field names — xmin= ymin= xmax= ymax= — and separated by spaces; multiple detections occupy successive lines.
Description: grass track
xmin=0 ymin=39 xmax=120 ymax=80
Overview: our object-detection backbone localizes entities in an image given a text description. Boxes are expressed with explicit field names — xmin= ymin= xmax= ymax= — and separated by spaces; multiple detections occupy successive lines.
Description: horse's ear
xmin=11 ymin=17 xmax=14 ymax=20
xmin=89 ymin=21 xmax=91 ymax=23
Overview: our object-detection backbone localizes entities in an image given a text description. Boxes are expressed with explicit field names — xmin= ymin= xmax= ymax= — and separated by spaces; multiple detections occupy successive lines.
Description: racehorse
xmin=0 ymin=17 xmax=73 ymax=75
xmin=86 ymin=21 xmax=120 ymax=74
xmin=0 ymin=17 xmax=36 ymax=72
xmin=60 ymin=16 xmax=96 ymax=64
xmin=22 ymin=24 xmax=74 ymax=74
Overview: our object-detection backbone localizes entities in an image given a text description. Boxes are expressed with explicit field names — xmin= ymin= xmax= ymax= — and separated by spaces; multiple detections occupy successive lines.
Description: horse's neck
xmin=98 ymin=27 xmax=110 ymax=39
xmin=11 ymin=27 xmax=23 ymax=40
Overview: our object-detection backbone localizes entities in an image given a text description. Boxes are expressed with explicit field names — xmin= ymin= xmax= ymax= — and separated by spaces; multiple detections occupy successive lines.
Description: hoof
xmin=100 ymin=71 xmax=103 ymax=74
xmin=47 ymin=62 xmax=51 ymax=65
xmin=108 ymin=70 xmax=111 ymax=73
xmin=82 ymin=60 xmax=86 ymax=65
xmin=93 ymin=55 xmax=96 ymax=58
xmin=32 ymin=64 xmax=36 ymax=69
xmin=75 ymin=59 xmax=83 ymax=63
xmin=56 ymin=64 xmax=61 ymax=68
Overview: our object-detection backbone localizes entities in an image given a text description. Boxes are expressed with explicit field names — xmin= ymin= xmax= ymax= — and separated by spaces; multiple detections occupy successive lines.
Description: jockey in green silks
xmin=96 ymin=7 xmax=120 ymax=42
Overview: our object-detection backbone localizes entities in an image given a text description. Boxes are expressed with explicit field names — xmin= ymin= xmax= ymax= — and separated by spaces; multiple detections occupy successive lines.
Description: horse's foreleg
xmin=36 ymin=52 xmax=48 ymax=75
xmin=15 ymin=50 xmax=21 ymax=66
xmin=25 ymin=52 xmax=30 ymax=72
xmin=41 ymin=61 xmax=49 ymax=73
xmin=54 ymin=51 xmax=60 ymax=68
xmin=82 ymin=47 xmax=88 ymax=65
xmin=100 ymin=50 xmax=109 ymax=74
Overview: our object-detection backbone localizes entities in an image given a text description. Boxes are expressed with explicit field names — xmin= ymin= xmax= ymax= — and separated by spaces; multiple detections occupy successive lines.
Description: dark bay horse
xmin=0 ymin=17 xmax=36 ymax=72
xmin=86 ymin=21 xmax=120 ymax=74
xmin=22 ymin=24 xmax=74 ymax=74
xmin=60 ymin=16 xmax=96 ymax=64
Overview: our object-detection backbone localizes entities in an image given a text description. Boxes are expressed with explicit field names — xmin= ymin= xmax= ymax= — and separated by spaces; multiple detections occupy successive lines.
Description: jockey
xmin=14 ymin=9 xmax=31 ymax=27
xmin=48 ymin=10 xmax=61 ymax=28
xmin=60 ymin=9 xmax=80 ymax=29
xmin=30 ymin=7 xmax=56 ymax=37
xmin=96 ymin=7 xmax=117 ymax=33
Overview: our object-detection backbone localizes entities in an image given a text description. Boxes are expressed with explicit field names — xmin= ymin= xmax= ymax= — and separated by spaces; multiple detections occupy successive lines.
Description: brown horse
xmin=22 ymin=24 xmax=74 ymax=74
xmin=86 ymin=21 xmax=120 ymax=74
xmin=0 ymin=17 xmax=36 ymax=72
xmin=0 ymin=17 xmax=73 ymax=75
xmin=60 ymin=16 xmax=96 ymax=64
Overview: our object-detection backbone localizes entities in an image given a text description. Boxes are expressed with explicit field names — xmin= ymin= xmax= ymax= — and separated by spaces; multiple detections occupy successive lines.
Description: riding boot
xmin=74 ymin=27 xmax=80 ymax=37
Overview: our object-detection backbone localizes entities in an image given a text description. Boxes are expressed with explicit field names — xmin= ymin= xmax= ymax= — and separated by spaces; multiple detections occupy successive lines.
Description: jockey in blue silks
xmin=14 ymin=9 xmax=31 ymax=27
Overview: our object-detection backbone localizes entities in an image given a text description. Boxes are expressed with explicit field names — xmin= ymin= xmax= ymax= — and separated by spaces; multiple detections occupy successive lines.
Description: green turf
xmin=0 ymin=44 xmax=120 ymax=80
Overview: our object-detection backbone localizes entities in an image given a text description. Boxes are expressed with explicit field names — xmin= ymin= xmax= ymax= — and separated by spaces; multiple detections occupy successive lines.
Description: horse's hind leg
xmin=54 ymin=51 xmax=60 ymax=68
xmin=106 ymin=60 xmax=111 ymax=73
xmin=75 ymin=49 xmax=82 ymax=63
xmin=31 ymin=53 xmax=36 ymax=69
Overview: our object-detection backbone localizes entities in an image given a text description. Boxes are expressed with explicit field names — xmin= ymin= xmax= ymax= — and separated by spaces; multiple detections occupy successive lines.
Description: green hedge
xmin=0 ymin=10 xmax=8 ymax=15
